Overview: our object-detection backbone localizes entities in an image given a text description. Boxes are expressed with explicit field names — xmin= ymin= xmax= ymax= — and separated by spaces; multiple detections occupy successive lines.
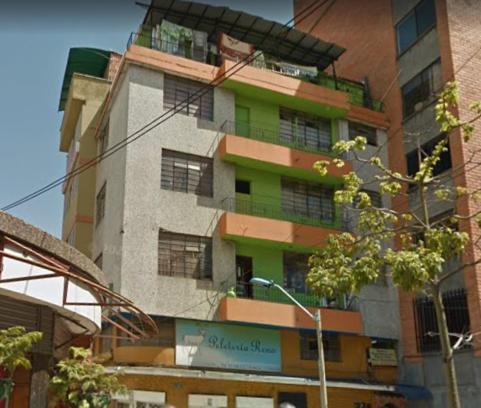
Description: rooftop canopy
xmin=143 ymin=0 xmax=345 ymax=70
xmin=58 ymin=47 xmax=112 ymax=111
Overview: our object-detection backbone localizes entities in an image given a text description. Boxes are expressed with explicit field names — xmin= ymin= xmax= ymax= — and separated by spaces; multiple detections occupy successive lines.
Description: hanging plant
xmin=50 ymin=347 xmax=126 ymax=408
xmin=0 ymin=326 xmax=42 ymax=401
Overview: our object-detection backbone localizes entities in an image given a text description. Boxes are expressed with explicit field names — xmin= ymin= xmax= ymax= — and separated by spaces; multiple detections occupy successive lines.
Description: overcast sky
xmin=0 ymin=0 xmax=293 ymax=237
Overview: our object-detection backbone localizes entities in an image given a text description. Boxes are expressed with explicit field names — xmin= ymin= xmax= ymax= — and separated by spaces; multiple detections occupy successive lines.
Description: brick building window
xmin=281 ymin=177 xmax=334 ymax=223
xmin=158 ymin=231 xmax=212 ymax=279
xmin=163 ymin=74 xmax=214 ymax=121
xmin=396 ymin=0 xmax=436 ymax=54
xmin=406 ymin=134 xmax=452 ymax=178
xmin=414 ymin=288 xmax=470 ymax=352
xmin=279 ymin=108 xmax=332 ymax=152
xmin=95 ymin=183 xmax=106 ymax=226
xmin=401 ymin=60 xmax=442 ymax=117
xmin=299 ymin=331 xmax=341 ymax=362
xmin=161 ymin=150 xmax=213 ymax=197
xmin=349 ymin=121 xmax=377 ymax=146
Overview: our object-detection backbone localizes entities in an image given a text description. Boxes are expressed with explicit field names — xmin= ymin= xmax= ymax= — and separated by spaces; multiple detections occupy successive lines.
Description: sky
xmin=0 ymin=0 xmax=293 ymax=237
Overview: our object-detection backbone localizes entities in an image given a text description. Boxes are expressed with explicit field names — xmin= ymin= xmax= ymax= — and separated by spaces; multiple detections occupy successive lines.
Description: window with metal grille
xmin=281 ymin=177 xmax=334 ymax=223
xmin=161 ymin=150 xmax=213 ymax=197
xmin=358 ymin=189 xmax=382 ymax=208
xmin=279 ymin=108 xmax=332 ymax=152
xmin=414 ymin=288 xmax=470 ymax=352
xmin=158 ymin=231 xmax=212 ymax=279
xmin=406 ymin=134 xmax=452 ymax=178
xmin=163 ymin=74 xmax=214 ymax=121
xmin=402 ymin=60 xmax=442 ymax=117
xmin=349 ymin=121 xmax=377 ymax=146
xmin=283 ymin=252 xmax=310 ymax=294
xmin=98 ymin=121 xmax=109 ymax=155
xmin=299 ymin=331 xmax=341 ymax=362
xmin=96 ymin=183 xmax=106 ymax=226
xmin=396 ymin=0 xmax=436 ymax=54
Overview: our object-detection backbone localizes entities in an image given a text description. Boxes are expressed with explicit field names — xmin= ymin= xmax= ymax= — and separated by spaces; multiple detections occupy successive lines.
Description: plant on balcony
xmin=0 ymin=326 xmax=42 ymax=402
xmin=308 ymin=82 xmax=481 ymax=408
xmin=50 ymin=347 xmax=126 ymax=408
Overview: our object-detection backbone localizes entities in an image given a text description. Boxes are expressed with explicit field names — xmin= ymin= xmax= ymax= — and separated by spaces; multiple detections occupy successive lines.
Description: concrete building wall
xmin=110 ymin=65 xmax=236 ymax=318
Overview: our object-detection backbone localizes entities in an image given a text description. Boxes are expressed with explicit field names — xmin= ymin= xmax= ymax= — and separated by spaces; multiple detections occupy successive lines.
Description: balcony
xmin=126 ymin=32 xmax=384 ymax=114
xmin=222 ymin=196 xmax=344 ymax=230
xmin=218 ymin=291 xmax=363 ymax=334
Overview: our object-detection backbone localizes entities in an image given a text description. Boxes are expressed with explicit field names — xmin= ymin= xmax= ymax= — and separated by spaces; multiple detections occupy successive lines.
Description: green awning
xmin=58 ymin=47 xmax=112 ymax=111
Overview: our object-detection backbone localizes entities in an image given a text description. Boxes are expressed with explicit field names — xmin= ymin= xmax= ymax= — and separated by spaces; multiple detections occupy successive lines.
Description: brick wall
xmin=294 ymin=0 xmax=419 ymax=360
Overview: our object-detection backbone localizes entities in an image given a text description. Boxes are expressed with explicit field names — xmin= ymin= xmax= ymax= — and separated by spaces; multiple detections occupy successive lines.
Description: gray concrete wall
xmin=116 ymin=65 xmax=236 ymax=319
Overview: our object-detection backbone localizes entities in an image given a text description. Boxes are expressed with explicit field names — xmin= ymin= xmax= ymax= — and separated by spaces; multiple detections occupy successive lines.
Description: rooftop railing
xmin=127 ymin=31 xmax=384 ymax=113
xmin=222 ymin=196 xmax=346 ymax=230
xmin=221 ymin=120 xmax=333 ymax=155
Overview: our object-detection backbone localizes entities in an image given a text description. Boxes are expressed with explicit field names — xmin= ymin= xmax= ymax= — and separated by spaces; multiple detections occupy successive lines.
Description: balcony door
xmin=236 ymin=255 xmax=253 ymax=298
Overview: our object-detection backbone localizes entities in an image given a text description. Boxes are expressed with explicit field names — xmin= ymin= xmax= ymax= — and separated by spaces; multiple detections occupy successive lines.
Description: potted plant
xmin=50 ymin=347 xmax=126 ymax=408
xmin=0 ymin=326 xmax=42 ymax=405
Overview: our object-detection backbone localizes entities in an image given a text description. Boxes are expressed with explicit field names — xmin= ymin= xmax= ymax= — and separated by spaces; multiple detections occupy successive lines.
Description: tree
xmin=50 ymin=347 xmax=126 ymax=408
xmin=308 ymin=82 xmax=481 ymax=408
xmin=0 ymin=326 xmax=42 ymax=401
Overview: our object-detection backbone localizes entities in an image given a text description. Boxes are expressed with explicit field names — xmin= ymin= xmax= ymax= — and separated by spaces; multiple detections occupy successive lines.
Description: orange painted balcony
xmin=219 ymin=211 xmax=343 ymax=250
xmin=219 ymin=133 xmax=352 ymax=181
xmin=217 ymin=296 xmax=363 ymax=335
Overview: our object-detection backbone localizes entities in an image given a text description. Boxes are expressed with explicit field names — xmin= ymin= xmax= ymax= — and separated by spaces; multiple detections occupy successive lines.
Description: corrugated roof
xmin=58 ymin=47 xmax=111 ymax=111
xmin=145 ymin=0 xmax=345 ymax=70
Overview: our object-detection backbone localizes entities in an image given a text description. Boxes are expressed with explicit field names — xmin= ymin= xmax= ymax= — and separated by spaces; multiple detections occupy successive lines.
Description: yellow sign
xmin=368 ymin=348 xmax=397 ymax=366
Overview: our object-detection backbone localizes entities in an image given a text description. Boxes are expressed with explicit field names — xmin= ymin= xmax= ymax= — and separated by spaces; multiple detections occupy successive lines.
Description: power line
xmin=1 ymin=0 xmax=329 ymax=212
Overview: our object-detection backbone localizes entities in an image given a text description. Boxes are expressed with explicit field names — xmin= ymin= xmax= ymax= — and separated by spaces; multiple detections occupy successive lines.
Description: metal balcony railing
xmin=234 ymin=281 xmax=350 ymax=310
xmin=221 ymin=120 xmax=334 ymax=155
xmin=222 ymin=196 xmax=346 ymax=230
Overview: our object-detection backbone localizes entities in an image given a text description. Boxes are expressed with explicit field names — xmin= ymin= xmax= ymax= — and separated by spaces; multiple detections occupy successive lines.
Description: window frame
xmin=98 ymin=120 xmax=109 ymax=155
xmin=348 ymin=122 xmax=377 ymax=146
xmin=299 ymin=331 xmax=342 ymax=362
xmin=396 ymin=0 xmax=437 ymax=56
xmin=95 ymin=182 xmax=106 ymax=226
xmin=161 ymin=149 xmax=214 ymax=197
xmin=158 ymin=231 xmax=213 ymax=280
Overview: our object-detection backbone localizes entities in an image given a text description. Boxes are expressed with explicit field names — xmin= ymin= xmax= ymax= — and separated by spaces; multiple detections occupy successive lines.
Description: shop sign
xmin=176 ymin=320 xmax=281 ymax=372
xmin=368 ymin=348 xmax=398 ymax=366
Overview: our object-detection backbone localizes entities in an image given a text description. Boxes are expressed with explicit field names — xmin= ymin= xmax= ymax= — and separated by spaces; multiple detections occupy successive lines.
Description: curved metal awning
xmin=144 ymin=0 xmax=345 ymax=70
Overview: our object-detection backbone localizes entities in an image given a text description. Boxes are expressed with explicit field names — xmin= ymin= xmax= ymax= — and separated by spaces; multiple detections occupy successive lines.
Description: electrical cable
xmin=0 ymin=0 xmax=329 ymax=212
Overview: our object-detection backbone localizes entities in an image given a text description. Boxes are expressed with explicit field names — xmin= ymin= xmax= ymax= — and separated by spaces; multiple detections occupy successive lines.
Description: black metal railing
xmin=127 ymin=32 xmax=218 ymax=65
xmin=234 ymin=281 xmax=349 ymax=309
xmin=221 ymin=120 xmax=334 ymax=155
xmin=222 ymin=196 xmax=345 ymax=230
xmin=127 ymin=31 xmax=384 ymax=113
xmin=414 ymin=288 xmax=470 ymax=353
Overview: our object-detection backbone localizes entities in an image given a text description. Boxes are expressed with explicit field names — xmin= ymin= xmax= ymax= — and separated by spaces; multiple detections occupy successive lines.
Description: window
xmin=235 ymin=179 xmax=250 ymax=195
xmin=163 ymin=74 xmax=214 ymax=121
xmin=188 ymin=394 xmax=227 ymax=408
xmin=281 ymin=177 xmax=334 ymax=223
xmin=278 ymin=392 xmax=307 ymax=408
xmin=396 ymin=0 xmax=436 ymax=54
xmin=113 ymin=390 xmax=166 ymax=408
xmin=406 ymin=135 xmax=452 ymax=178
xmin=349 ymin=122 xmax=377 ymax=146
xmin=283 ymin=252 xmax=310 ymax=294
xmin=279 ymin=108 xmax=331 ymax=152
xmin=96 ymin=183 xmax=106 ymax=226
xmin=357 ymin=189 xmax=382 ymax=208
xmin=414 ymin=288 xmax=470 ymax=352
xmin=161 ymin=150 xmax=213 ymax=197
xmin=402 ymin=60 xmax=442 ymax=117
xmin=98 ymin=121 xmax=109 ymax=155
xmin=299 ymin=331 xmax=341 ymax=362
xmin=158 ymin=231 xmax=212 ymax=279
xmin=354 ymin=404 xmax=372 ymax=408
xmin=236 ymin=397 xmax=273 ymax=408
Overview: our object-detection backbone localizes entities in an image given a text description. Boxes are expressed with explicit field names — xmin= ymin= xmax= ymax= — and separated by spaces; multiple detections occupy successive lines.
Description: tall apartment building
xmin=293 ymin=0 xmax=481 ymax=406
xmin=56 ymin=1 xmax=429 ymax=407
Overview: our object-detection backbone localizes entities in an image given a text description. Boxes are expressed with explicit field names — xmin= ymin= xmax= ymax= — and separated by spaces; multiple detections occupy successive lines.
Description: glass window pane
xmin=416 ymin=0 xmax=436 ymax=35
xmin=188 ymin=394 xmax=228 ymax=408
xmin=236 ymin=397 xmax=274 ymax=408
xmin=397 ymin=12 xmax=417 ymax=54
